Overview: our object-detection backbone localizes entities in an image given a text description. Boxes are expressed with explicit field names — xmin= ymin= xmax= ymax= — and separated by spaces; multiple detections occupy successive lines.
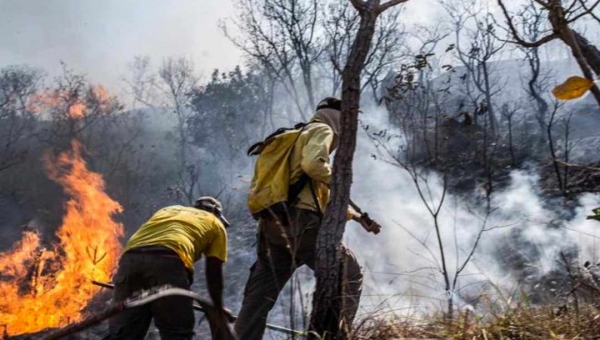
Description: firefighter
xmin=236 ymin=97 xmax=381 ymax=339
xmin=104 ymin=197 xmax=232 ymax=340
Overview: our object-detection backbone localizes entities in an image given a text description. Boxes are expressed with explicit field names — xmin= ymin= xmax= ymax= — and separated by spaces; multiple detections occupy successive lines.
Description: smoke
xmin=0 ymin=0 xmax=241 ymax=93
xmin=342 ymin=106 xmax=600 ymax=316
xmin=257 ymin=103 xmax=599 ymax=337
xmin=2 ymin=49 xmax=600 ymax=339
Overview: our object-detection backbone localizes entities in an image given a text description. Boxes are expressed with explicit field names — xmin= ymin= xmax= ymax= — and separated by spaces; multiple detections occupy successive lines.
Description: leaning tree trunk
xmin=574 ymin=31 xmax=600 ymax=75
xmin=561 ymin=28 xmax=600 ymax=108
xmin=309 ymin=4 xmax=380 ymax=340
xmin=547 ymin=0 xmax=600 ymax=108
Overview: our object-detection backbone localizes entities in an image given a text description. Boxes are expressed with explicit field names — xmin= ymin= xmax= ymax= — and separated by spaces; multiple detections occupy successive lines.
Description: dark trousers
xmin=234 ymin=208 xmax=363 ymax=340
xmin=104 ymin=250 xmax=194 ymax=340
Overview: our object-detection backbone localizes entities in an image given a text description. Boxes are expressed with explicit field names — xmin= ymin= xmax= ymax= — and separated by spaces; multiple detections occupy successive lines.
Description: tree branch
xmin=497 ymin=0 xmax=558 ymax=48
xmin=555 ymin=159 xmax=600 ymax=172
xmin=378 ymin=0 xmax=410 ymax=14
xmin=349 ymin=0 xmax=366 ymax=11
xmin=533 ymin=0 xmax=550 ymax=7
xmin=572 ymin=0 xmax=600 ymax=23
xmin=567 ymin=0 xmax=600 ymax=22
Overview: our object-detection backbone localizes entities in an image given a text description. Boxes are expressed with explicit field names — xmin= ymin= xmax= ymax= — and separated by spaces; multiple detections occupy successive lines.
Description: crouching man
xmin=104 ymin=197 xmax=232 ymax=340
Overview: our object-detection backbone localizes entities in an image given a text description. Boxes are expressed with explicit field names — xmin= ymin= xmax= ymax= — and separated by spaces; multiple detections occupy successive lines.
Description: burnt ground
xmin=540 ymin=161 xmax=600 ymax=196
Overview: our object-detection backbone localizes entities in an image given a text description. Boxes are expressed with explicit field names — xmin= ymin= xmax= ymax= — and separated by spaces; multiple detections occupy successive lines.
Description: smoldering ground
xmin=348 ymin=107 xmax=600 ymax=315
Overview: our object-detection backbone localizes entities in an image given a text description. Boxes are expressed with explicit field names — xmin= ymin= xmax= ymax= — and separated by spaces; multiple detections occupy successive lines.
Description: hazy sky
xmin=0 ymin=0 xmax=442 ymax=93
xmin=0 ymin=0 xmax=243 ymax=92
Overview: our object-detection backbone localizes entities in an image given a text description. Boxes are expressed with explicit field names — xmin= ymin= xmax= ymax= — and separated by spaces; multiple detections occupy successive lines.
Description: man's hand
xmin=358 ymin=214 xmax=381 ymax=234
xmin=205 ymin=303 xmax=237 ymax=340
xmin=349 ymin=200 xmax=381 ymax=234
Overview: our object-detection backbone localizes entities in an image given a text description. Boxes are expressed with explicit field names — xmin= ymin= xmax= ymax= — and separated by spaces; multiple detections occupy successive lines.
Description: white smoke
xmin=344 ymin=107 xmax=600 ymax=316
xmin=260 ymin=106 xmax=599 ymax=338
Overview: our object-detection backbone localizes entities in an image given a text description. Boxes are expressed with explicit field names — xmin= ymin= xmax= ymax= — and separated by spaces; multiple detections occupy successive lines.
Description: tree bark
xmin=309 ymin=4 xmax=379 ymax=340
xmin=525 ymin=49 xmax=549 ymax=144
xmin=482 ymin=61 xmax=498 ymax=136
xmin=547 ymin=108 xmax=565 ymax=194
xmin=309 ymin=1 xmax=410 ymax=337
xmin=574 ymin=30 xmax=600 ymax=75
xmin=559 ymin=27 xmax=600 ymax=107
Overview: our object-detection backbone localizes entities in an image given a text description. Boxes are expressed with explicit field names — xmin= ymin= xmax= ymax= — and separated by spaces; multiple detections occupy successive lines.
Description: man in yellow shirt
xmin=236 ymin=97 xmax=381 ymax=339
xmin=105 ymin=197 xmax=230 ymax=340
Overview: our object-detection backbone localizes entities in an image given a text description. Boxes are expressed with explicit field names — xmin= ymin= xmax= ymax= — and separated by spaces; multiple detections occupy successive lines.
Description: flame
xmin=92 ymin=85 xmax=110 ymax=104
xmin=0 ymin=141 xmax=123 ymax=337
xmin=27 ymin=84 xmax=113 ymax=119
xmin=27 ymin=92 xmax=60 ymax=115
xmin=68 ymin=102 xmax=86 ymax=118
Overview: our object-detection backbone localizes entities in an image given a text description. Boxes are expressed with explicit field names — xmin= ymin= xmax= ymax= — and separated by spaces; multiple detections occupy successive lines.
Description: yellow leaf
xmin=552 ymin=76 xmax=594 ymax=100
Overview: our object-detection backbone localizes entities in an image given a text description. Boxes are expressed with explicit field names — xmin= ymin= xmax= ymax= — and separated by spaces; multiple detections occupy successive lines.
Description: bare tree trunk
xmin=433 ymin=215 xmax=451 ymax=320
xmin=563 ymin=112 xmax=574 ymax=194
xmin=547 ymin=105 xmax=564 ymax=194
xmin=574 ymin=30 xmax=600 ymax=75
xmin=310 ymin=1 xmax=408 ymax=338
xmin=508 ymin=115 xmax=515 ymax=166
xmin=484 ymin=122 xmax=493 ymax=212
xmin=525 ymin=50 xmax=549 ymax=145
xmin=482 ymin=61 xmax=497 ymax=136
xmin=302 ymin=63 xmax=317 ymax=110
xmin=310 ymin=8 xmax=377 ymax=337
xmin=447 ymin=294 xmax=454 ymax=322
xmin=560 ymin=28 xmax=600 ymax=107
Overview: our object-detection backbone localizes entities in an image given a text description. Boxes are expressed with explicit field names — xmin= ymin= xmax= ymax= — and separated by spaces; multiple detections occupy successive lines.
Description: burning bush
xmin=0 ymin=141 xmax=123 ymax=338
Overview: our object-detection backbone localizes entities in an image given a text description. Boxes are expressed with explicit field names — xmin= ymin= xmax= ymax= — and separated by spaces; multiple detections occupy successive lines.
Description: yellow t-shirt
xmin=124 ymin=205 xmax=228 ymax=271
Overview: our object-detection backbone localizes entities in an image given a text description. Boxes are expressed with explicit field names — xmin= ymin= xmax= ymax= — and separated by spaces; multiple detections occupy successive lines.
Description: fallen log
xmin=92 ymin=280 xmax=303 ymax=336
xmin=41 ymin=285 xmax=236 ymax=340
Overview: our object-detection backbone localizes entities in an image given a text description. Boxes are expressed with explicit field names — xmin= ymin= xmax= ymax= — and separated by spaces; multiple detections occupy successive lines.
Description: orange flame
xmin=27 ymin=84 xmax=113 ymax=119
xmin=0 ymin=141 xmax=123 ymax=337
xmin=27 ymin=91 xmax=85 ymax=119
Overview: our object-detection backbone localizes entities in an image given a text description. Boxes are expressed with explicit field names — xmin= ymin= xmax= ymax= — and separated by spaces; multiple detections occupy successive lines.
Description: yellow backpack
xmin=247 ymin=123 xmax=315 ymax=220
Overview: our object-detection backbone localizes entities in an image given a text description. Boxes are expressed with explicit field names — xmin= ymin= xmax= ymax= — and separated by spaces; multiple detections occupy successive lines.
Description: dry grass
xmin=350 ymin=303 xmax=600 ymax=339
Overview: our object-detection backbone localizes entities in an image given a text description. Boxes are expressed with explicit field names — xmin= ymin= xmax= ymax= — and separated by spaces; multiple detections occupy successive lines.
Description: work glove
xmin=359 ymin=213 xmax=381 ymax=234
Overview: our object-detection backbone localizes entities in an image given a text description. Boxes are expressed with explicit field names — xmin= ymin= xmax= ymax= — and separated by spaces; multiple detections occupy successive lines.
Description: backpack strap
xmin=287 ymin=172 xmax=323 ymax=218
xmin=288 ymin=172 xmax=309 ymax=204
xmin=247 ymin=123 xmax=308 ymax=156
xmin=286 ymin=122 xmax=323 ymax=216
xmin=246 ymin=141 xmax=264 ymax=156
xmin=307 ymin=179 xmax=323 ymax=217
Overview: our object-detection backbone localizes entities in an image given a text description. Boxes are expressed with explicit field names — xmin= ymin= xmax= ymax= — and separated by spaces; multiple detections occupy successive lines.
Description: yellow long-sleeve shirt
xmin=288 ymin=122 xmax=357 ymax=219
xmin=289 ymin=123 xmax=332 ymax=212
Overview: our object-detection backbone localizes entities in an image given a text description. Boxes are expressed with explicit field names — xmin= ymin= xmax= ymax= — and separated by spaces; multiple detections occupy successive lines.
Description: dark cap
xmin=316 ymin=97 xmax=342 ymax=111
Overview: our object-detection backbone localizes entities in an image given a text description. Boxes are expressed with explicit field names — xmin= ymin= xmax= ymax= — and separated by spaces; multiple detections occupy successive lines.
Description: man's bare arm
xmin=205 ymin=256 xmax=224 ymax=309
